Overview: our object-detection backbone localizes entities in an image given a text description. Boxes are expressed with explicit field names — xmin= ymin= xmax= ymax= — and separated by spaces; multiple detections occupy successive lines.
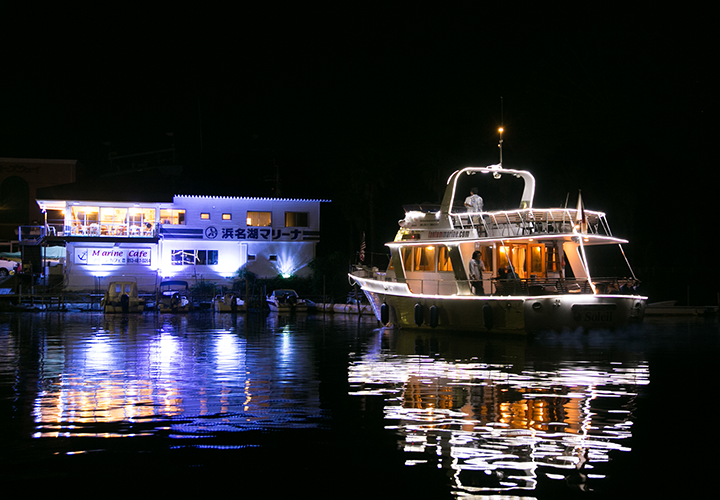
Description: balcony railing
xmin=63 ymin=221 xmax=158 ymax=238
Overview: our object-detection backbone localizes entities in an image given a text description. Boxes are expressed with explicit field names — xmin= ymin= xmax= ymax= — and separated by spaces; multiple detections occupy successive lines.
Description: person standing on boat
xmin=469 ymin=250 xmax=485 ymax=295
xmin=464 ymin=187 xmax=483 ymax=213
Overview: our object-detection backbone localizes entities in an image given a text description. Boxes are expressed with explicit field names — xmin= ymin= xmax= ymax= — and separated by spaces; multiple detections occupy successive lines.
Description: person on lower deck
xmin=469 ymin=250 xmax=485 ymax=295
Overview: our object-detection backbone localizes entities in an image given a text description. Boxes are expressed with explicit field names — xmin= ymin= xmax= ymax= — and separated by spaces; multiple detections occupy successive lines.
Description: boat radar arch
xmin=441 ymin=165 xmax=536 ymax=214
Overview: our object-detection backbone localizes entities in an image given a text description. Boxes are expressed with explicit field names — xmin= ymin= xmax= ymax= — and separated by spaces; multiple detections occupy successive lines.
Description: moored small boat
xmin=266 ymin=289 xmax=308 ymax=312
xmin=157 ymin=280 xmax=194 ymax=313
xmin=102 ymin=280 xmax=145 ymax=313
xmin=213 ymin=292 xmax=246 ymax=313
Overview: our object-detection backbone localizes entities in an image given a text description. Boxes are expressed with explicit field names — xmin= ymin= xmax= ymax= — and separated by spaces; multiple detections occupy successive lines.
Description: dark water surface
xmin=1 ymin=312 xmax=717 ymax=497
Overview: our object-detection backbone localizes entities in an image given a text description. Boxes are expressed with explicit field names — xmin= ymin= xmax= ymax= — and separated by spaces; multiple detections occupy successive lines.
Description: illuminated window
xmin=414 ymin=246 xmax=435 ymax=271
xmin=480 ymin=246 xmax=492 ymax=270
xmin=438 ymin=246 xmax=453 ymax=272
xmin=546 ymin=245 xmax=559 ymax=273
xmin=201 ymin=213 xmax=210 ymax=220
xmin=129 ymin=207 xmax=156 ymax=227
xmin=247 ymin=211 xmax=271 ymax=227
xmin=402 ymin=247 xmax=413 ymax=271
xmin=284 ymin=212 xmax=308 ymax=227
xmin=171 ymin=249 xmax=219 ymax=265
xmin=530 ymin=244 xmax=544 ymax=274
xmin=70 ymin=206 xmax=99 ymax=234
xmin=222 ymin=213 xmax=232 ymax=220
xmin=161 ymin=209 xmax=186 ymax=225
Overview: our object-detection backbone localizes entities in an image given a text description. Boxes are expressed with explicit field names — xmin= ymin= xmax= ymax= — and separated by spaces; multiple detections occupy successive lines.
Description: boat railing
xmin=353 ymin=266 xmax=637 ymax=296
xmin=450 ymin=208 xmax=607 ymax=238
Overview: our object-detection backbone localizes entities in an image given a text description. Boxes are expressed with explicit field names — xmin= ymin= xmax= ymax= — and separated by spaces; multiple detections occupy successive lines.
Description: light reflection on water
xmin=11 ymin=313 xmax=323 ymax=442
xmin=2 ymin=312 xmax=716 ymax=495
xmin=348 ymin=329 xmax=649 ymax=495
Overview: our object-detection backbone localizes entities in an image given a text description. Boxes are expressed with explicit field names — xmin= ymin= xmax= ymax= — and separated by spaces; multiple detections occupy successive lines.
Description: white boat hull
xmin=353 ymin=276 xmax=646 ymax=334
xmin=267 ymin=303 xmax=308 ymax=313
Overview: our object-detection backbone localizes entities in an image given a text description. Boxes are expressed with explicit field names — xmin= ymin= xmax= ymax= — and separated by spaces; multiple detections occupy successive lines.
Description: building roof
xmin=35 ymin=165 xmax=330 ymax=204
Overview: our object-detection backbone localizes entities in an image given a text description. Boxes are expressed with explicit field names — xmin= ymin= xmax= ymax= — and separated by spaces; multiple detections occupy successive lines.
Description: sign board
xmin=75 ymin=248 xmax=152 ymax=266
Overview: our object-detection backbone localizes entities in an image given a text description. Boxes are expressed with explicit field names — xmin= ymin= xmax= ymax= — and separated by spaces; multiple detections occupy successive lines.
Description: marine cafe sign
xmin=75 ymin=248 xmax=152 ymax=266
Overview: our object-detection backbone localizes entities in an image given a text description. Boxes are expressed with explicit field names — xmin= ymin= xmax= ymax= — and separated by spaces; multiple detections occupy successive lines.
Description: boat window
xmin=161 ymin=209 xmax=186 ymax=225
xmin=285 ymin=212 xmax=308 ymax=227
xmin=530 ymin=244 xmax=544 ymax=274
xmin=222 ymin=213 xmax=232 ymax=220
xmin=480 ymin=247 xmax=492 ymax=270
xmin=438 ymin=246 xmax=453 ymax=272
xmin=414 ymin=246 xmax=435 ymax=271
xmin=247 ymin=211 xmax=272 ymax=227
xmin=498 ymin=244 xmax=520 ymax=276
xmin=401 ymin=247 xmax=413 ymax=271
xmin=200 ymin=213 xmax=210 ymax=220
xmin=546 ymin=244 xmax=559 ymax=273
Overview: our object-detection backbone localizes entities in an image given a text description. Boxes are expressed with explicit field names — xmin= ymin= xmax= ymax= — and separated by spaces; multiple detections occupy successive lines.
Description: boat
xmin=213 ymin=292 xmax=246 ymax=313
xmin=157 ymin=280 xmax=194 ymax=313
xmin=645 ymin=301 xmax=717 ymax=316
xmin=101 ymin=280 xmax=145 ymax=313
xmin=266 ymin=289 xmax=308 ymax=312
xmin=349 ymin=163 xmax=647 ymax=334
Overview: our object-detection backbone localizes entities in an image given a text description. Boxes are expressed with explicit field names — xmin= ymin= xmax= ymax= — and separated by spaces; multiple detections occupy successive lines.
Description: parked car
xmin=0 ymin=259 xmax=18 ymax=277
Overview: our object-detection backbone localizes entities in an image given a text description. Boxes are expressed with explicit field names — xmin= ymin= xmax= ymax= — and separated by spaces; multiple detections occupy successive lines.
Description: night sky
xmin=2 ymin=9 xmax=715 ymax=303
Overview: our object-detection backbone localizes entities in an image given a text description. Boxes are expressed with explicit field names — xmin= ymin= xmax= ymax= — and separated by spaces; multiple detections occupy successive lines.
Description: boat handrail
xmin=449 ymin=208 xmax=607 ymax=237
xmin=354 ymin=268 xmax=638 ymax=296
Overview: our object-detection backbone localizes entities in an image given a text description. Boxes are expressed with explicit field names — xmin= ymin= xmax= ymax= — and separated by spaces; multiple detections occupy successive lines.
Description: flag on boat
xmin=359 ymin=232 xmax=366 ymax=262
xmin=576 ymin=190 xmax=587 ymax=234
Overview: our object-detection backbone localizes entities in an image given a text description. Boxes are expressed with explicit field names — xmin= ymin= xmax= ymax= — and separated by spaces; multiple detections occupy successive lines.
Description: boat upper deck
xmin=396 ymin=206 xmax=620 ymax=244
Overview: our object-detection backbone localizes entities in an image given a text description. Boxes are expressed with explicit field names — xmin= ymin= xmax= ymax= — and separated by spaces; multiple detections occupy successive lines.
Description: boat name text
xmin=427 ymin=230 xmax=471 ymax=239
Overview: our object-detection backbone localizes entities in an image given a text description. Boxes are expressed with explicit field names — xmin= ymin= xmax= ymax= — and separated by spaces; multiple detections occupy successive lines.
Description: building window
xmin=222 ymin=213 xmax=232 ymax=220
xmin=247 ymin=211 xmax=271 ymax=227
xmin=161 ymin=209 xmax=186 ymax=225
xmin=70 ymin=206 xmax=99 ymax=235
xmin=171 ymin=249 xmax=219 ymax=265
xmin=284 ymin=212 xmax=308 ymax=227
xmin=200 ymin=213 xmax=210 ymax=220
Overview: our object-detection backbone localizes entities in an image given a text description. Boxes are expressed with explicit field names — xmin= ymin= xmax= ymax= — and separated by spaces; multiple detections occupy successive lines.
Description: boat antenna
xmin=498 ymin=97 xmax=504 ymax=166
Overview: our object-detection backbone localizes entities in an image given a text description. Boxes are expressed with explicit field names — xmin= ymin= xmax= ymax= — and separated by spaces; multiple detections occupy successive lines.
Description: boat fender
xmin=483 ymin=303 xmax=494 ymax=331
xmin=414 ymin=303 xmax=423 ymax=326
xmin=429 ymin=305 xmax=439 ymax=328
xmin=381 ymin=302 xmax=389 ymax=324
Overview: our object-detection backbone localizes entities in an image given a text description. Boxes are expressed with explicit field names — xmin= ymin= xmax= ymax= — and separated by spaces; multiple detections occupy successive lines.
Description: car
xmin=0 ymin=259 xmax=18 ymax=277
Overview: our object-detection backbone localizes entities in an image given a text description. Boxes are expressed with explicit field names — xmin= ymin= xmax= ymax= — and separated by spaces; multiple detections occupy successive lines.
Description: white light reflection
xmin=348 ymin=334 xmax=649 ymax=495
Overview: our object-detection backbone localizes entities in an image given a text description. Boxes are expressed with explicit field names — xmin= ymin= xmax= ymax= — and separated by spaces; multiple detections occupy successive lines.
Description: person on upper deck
xmin=464 ymin=187 xmax=483 ymax=213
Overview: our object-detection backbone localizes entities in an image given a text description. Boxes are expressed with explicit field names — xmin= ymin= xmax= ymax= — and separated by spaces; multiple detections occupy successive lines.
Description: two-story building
xmin=36 ymin=192 xmax=328 ymax=292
